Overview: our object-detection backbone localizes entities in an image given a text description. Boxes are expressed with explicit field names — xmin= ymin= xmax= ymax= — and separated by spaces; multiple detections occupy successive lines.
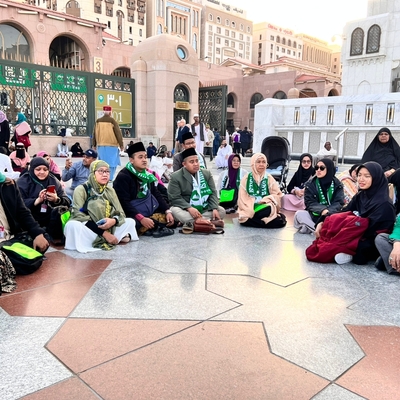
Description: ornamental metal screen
xmin=0 ymin=60 xmax=135 ymax=138
xmin=198 ymin=85 xmax=227 ymax=135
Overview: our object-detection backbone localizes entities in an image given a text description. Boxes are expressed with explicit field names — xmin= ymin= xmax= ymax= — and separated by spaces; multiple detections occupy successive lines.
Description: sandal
xmin=180 ymin=222 xmax=194 ymax=234
xmin=120 ymin=234 xmax=131 ymax=243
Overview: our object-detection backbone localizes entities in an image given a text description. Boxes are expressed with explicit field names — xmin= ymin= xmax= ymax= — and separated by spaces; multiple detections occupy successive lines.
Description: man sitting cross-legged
xmin=113 ymin=141 xmax=175 ymax=238
xmin=168 ymin=147 xmax=225 ymax=224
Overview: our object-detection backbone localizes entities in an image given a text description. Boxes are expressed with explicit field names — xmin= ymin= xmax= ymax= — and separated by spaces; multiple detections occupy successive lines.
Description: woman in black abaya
xmin=361 ymin=127 xmax=400 ymax=178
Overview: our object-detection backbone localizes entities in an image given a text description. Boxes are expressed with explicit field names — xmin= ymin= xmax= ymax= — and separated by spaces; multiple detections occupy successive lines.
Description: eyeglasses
xmin=315 ymin=165 xmax=326 ymax=171
xmin=302 ymin=160 xmax=311 ymax=164
xmin=185 ymin=140 xmax=196 ymax=145
xmin=96 ymin=169 xmax=110 ymax=175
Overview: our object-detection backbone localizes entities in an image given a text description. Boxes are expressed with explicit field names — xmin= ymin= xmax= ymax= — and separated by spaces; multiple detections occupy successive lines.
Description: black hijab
xmin=29 ymin=157 xmax=52 ymax=187
xmin=316 ymin=158 xmax=335 ymax=194
xmin=361 ymin=127 xmax=400 ymax=171
xmin=353 ymin=162 xmax=389 ymax=214
xmin=287 ymin=153 xmax=315 ymax=193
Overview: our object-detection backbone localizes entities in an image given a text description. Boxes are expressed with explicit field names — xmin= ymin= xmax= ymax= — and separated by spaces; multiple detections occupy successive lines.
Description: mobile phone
xmin=96 ymin=219 xmax=106 ymax=225
xmin=47 ymin=185 xmax=56 ymax=193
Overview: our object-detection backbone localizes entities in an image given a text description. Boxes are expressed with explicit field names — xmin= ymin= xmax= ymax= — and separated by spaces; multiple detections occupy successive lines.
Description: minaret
xmin=367 ymin=0 xmax=400 ymax=16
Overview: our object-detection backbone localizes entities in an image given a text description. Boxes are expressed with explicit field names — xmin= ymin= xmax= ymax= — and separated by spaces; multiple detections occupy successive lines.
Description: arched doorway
xmin=173 ymin=84 xmax=190 ymax=142
xmin=49 ymin=36 xmax=88 ymax=70
xmin=328 ymin=88 xmax=339 ymax=96
xmin=299 ymin=88 xmax=317 ymax=98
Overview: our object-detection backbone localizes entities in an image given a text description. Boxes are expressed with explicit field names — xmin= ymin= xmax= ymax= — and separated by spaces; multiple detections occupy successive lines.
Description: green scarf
xmin=222 ymin=169 xmax=241 ymax=189
xmin=126 ymin=162 xmax=157 ymax=198
xmin=246 ymin=172 xmax=269 ymax=202
xmin=190 ymin=170 xmax=213 ymax=213
xmin=313 ymin=178 xmax=334 ymax=217
xmin=316 ymin=178 xmax=334 ymax=206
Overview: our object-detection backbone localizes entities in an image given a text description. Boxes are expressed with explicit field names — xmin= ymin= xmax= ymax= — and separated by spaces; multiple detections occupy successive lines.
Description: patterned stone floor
xmin=1 ymin=157 xmax=400 ymax=399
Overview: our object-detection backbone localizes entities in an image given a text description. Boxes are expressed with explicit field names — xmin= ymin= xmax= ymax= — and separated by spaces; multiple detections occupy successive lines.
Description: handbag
xmin=220 ymin=189 xmax=235 ymax=203
xmin=130 ymin=192 xmax=159 ymax=218
xmin=0 ymin=234 xmax=44 ymax=275
xmin=15 ymin=121 xmax=32 ymax=137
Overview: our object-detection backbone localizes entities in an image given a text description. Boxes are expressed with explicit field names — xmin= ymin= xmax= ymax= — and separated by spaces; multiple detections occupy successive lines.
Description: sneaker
xmin=298 ymin=225 xmax=310 ymax=234
xmin=334 ymin=253 xmax=353 ymax=264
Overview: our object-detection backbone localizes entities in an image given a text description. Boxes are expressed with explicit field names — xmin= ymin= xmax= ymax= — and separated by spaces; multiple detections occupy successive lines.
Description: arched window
xmin=192 ymin=33 xmax=197 ymax=52
xmin=208 ymin=13 xmax=213 ymax=21
xmin=227 ymin=93 xmax=235 ymax=108
xmin=288 ymin=39 xmax=291 ymax=47
xmin=366 ymin=24 xmax=381 ymax=54
xmin=250 ymin=93 xmax=263 ymax=109
xmin=0 ymin=23 xmax=31 ymax=62
xmin=293 ymin=41 xmax=297 ymax=48
xmin=272 ymin=91 xmax=287 ymax=99
xmin=350 ymin=27 xmax=364 ymax=56
xmin=276 ymin=36 xmax=280 ymax=44
xmin=174 ymin=85 xmax=189 ymax=102
xmin=157 ymin=24 xmax=163 ymax=34
xmin=282 ymin=38 xmax=286 ymax=45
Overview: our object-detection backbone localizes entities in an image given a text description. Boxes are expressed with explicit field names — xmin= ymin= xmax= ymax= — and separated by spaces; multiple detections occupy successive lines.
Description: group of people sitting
xmin=2 ymin=124 xmax=400 ymax=285
xmin=279 ymin=127 xmax=400 ymax=275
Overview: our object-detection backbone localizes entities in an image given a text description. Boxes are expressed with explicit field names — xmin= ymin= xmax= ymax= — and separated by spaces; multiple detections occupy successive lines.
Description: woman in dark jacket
xmin=0 ymin=174 xmax=49 ymax=252
xmin=16 ymin=157 xmax=71 ymax=230
xmin=294 ymin=158 xmax=344 ymax=234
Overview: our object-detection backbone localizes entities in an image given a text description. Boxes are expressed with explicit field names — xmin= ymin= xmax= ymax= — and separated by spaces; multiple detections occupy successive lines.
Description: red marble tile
xmin=0 ymin=275 xmax=102 ymax=317
xmin=47 ymin=319 xmax=197 ymax=373
xmin=337 ymin=325 xmax=400 ymax=400
xmin=21 ymin=377 xmax=98 ymax=400
xmin=9 ymin=252 xmax=110 ymax=292
xmin=80 ymin=321 xmax=328 ymax=399
xmin=0 ymin=252 xmax=110 ymax=317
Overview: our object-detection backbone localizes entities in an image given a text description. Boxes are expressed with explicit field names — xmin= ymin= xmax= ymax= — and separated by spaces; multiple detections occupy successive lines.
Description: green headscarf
xmin=0 ymin=171 xmax=6 ymax=184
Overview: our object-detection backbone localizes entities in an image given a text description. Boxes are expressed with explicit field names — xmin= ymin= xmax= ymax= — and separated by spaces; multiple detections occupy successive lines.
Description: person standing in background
xmin=240 ymin=127 xmax=251 ymax=157
xmin=0 ymin=111 xmax=10 ymax=152
xmin=191 ymin=114 xmax=205 ymax=154
xmin=204 ymin=124 xmax=214 ymax=161
xmin=92 ymin=105 xmax=124 ymax=181
xmin=147 ymin=142 xmax=157 ymax=159
xmin=232 ymin=128 xmax=241 ymax=155
xmin=213 ymin=128 xmax=220 ymax=157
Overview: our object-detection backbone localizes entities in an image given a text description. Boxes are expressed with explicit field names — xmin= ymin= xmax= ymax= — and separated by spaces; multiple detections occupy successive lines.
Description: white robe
xmin=215 ymin=145 xmax=233 ymax=168
xmin=0 ymin=154 xmax=20 ymax=179
xmin=64 ymin=218 xmax=138 ymax=253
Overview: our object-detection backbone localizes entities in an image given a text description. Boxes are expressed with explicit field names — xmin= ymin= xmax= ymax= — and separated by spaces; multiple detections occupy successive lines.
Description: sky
xmin=235 ymin=0 xmax=369 ymax=43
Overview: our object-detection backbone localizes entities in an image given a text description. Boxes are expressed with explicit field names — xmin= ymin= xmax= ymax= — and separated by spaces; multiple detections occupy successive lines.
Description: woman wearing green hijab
xmin=64 ymin=160 xmax=138 ymax=252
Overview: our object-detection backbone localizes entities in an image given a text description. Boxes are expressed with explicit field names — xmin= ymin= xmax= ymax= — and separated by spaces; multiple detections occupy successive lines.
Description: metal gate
xmin=198 ymin=85 xmax=227 ymax=136
xmin=0 ymin=60 xmax=135 ymax=138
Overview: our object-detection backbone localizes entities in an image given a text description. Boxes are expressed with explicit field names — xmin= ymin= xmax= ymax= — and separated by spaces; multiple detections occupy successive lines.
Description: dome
xmin=132 ymin=34 xmax=197 ymax=68
xmin=288 ymin=88 xmax=300 ymax=99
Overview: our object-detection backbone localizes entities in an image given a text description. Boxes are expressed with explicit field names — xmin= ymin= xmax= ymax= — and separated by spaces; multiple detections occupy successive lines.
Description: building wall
xmin=146 ymin=0 xmax=202 ymax=56
xmin=252 ymin=22 xmax=303 ymax=65
xmin=253 ymin=93 xmax=400 ymax=161
xmin=300 ymin=34 xmax=332 ymax=69
xmin=341 ymin=12 xmax=395 ymax=95
xmin=201 ymin=4 xmax=252 ymax=64
xmin=15 ymin=0 xmax=146 ymax=47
